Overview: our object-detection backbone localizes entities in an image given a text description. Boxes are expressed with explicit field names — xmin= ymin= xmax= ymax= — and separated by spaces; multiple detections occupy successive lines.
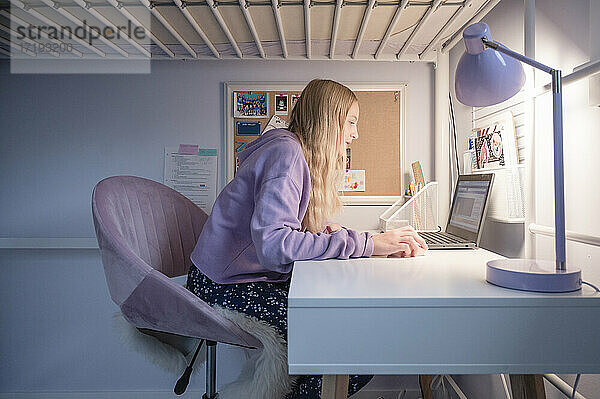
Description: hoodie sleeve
xmin=250 ymin=175 xmax=374 ymax=273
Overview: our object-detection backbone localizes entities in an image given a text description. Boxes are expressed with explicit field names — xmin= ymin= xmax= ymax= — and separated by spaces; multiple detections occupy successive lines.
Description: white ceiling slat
xmin=419 ymin=0 xmax=473 ymax=59
xmin=0 ymin=22 xmax=60 ymax=56
xmin=280 ymin=6 xmax=304 ymax=41
xmin=247 ymin=6 xmax=278 ymax=43
xmin=396 ymin=0 xmax=443 ymax=59
xmin=105 ymin=0 xmax=174 ymax=58
xmin=374 ymin=0 xmax=409 ymax=59
xmin=329 ymin=0 xmax=342 ymax=58
xmin=174 ymin=0 xmax=220 ymax=58
xmin=185 ymin=5 xmax=229 ymax=44
xmin=239 ymin=0 xmax=266 ymax=58
xmin=352 ymin=0 xmax=376 ymax=59
xmin=71 ymin=0 xmax=151 ymax=58
xmin=271 ymin=0 xmax=288 ymax=58
xmin=0 ymin=34 xmax=37 ymax=56
xmin=337 ymin=2 xmax=364 ymax=41
xmin=304 ymin=0 xmax=310 ymax=58
xmin=205 ymin=0 xmax=241 ymax=58
xmin=36 ymin=0 xmax=130 ymax=57
xmin=0 ymin=0 xmax=486 ymax=61
xmin=310 ymin=5 xmax=333 ymax=40
xmin=10 ymin=0 xmax=106 ymax=57
xmin=1 ymin=9 xmax=84 ymax=57
xmin=138 ymin=0 xmax=197 ymax=58
xmin=442 ymin=0 xmax=502 ymax=53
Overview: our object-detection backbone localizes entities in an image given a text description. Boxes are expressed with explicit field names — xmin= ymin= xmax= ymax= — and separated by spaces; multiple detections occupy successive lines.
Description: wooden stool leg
xmin=419 ymin=375 xmax=434 ymax=399
xmin=322 ymin=374 xmax=350 ymax=399
xmin=509 ymin=374 xmax=546 ymax=399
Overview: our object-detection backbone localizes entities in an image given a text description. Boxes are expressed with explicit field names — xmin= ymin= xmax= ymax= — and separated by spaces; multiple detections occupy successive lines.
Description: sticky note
xmin=198 ymin=149 xmax=217 ymax=156
xmin=179 ymin=144 xmax=199 ymax=155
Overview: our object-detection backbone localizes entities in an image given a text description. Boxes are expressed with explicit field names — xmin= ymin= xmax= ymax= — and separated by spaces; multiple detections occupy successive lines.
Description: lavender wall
xmin=0 ymin=59 xmax=434 ymax=239
xmin=0 ymin=58 xmax=434 ymax=395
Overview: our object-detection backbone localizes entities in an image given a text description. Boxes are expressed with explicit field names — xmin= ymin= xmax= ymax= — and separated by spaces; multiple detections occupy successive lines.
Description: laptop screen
xmin=446 ymin=174 xmax=494 ymax=244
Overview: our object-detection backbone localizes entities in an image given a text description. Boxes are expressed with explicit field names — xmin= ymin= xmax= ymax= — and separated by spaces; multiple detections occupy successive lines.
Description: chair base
xmin=205 ymin=340 xmax=218 ymax=399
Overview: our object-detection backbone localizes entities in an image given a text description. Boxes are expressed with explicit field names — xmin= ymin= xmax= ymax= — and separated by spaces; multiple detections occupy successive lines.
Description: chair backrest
xmin=92 ymin=176 xmax=262 ymax=349
xmin=92 ymin=176 xmax=207 ymax=305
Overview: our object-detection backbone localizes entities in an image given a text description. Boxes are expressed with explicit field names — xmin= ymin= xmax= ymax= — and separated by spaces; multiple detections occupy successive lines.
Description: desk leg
xmin=322 ymin=374 xmax=349 ymax=399
xmin=419 ymin=375 xmax=434 ymax=399
xmin=509 ymin=375 xmax=546 ymax=399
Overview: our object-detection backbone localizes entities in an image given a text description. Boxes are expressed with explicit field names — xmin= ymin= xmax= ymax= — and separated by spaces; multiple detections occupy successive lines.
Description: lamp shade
xmin=455 ymin=22 xmax=526 ymax=107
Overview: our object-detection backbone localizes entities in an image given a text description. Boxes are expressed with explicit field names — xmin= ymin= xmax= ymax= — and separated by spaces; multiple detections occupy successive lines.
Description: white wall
xmin=449 ymin=0 xmax=600 ymax=397
xmin=449 ymin=0 xmax=527 ymax=259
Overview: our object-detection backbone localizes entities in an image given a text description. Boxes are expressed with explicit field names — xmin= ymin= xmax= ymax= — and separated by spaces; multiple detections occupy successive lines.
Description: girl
xmin=187 ymin=79 xmax=427 ymax=398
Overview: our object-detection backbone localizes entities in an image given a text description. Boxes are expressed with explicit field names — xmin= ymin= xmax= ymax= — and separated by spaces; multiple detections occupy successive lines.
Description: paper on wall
xmin=164 ymin=146 xmax=217 ymax=214
xmin=234 ymin=92 xmax=268 ymax=118
xmin=339 ymin=170 xmax=366 ymax=192
xmin=262 ymin=115 xmax=288 ymax=134
xmin=472 ymin=111 xmax=518 ymax=169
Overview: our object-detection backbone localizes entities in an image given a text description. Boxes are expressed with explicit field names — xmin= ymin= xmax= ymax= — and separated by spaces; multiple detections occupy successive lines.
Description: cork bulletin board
xmin=225 ymin=83 xmax=406 ymax=204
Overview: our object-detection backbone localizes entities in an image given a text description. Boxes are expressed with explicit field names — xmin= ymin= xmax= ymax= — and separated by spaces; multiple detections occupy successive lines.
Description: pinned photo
xmin=275 ymin=94 xmax=288 ymax=115
xmin=234 ymin=92 xmax=268 ymax=118
xmin=291 ymin=94 xmax=300 ymax=110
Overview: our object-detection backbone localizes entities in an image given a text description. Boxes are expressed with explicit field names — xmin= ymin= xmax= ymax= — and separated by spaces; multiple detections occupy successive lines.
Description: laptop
xmin=420 ymin=173 xmax=494 ymax=249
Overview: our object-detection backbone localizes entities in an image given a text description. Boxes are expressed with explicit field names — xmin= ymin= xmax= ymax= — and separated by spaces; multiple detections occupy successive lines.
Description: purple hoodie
xmin=190 ymin=128 xmax=374 ymax=284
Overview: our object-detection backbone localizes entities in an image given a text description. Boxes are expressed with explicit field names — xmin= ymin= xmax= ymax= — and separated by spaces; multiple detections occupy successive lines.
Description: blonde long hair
xmin=288 ymin=79 xmax=357 ymax=233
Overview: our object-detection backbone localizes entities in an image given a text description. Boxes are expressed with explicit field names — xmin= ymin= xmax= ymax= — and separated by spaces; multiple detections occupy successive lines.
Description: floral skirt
xmin=186 ymin=264 xmax=373 ymax=398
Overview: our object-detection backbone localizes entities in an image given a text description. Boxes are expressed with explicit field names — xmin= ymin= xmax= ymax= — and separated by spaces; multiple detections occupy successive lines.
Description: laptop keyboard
xmin=419 ymin=231 xmax=469 ymax=245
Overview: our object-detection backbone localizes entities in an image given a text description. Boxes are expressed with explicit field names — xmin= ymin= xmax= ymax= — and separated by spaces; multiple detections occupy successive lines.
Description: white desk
xmin=287 ymin=249 xmax=600 ymax=397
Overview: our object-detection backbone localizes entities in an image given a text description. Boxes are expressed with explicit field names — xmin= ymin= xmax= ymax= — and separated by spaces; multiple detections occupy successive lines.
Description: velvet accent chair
xmin=92 ymin=175 xmax=262 ymax=398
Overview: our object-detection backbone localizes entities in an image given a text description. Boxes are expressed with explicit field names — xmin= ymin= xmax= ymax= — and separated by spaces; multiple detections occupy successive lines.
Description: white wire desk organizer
xmin=379 ymin=182 xmax=439 ymax=232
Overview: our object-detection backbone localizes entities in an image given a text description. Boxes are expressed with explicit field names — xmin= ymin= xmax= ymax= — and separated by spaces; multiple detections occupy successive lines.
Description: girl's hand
xmin=325 ymin=223 xmax=343 ymax=233
xmin=371 ymin=226 xmax=428 ymax=257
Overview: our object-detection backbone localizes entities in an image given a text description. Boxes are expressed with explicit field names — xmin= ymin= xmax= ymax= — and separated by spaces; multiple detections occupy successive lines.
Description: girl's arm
xmin=250 ymin=175 xmax=373 ymax=273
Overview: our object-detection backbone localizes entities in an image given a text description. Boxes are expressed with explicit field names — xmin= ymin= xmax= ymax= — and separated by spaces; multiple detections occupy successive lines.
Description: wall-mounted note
xmin=164 ymin=146 xmax=217 ymax=214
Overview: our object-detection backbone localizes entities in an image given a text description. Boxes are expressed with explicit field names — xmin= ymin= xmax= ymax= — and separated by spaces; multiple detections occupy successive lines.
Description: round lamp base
xmin=486 ymin=259 xmax=581 ymax=293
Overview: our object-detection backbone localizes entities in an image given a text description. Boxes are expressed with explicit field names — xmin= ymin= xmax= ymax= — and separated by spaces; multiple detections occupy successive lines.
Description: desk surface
xmin=287 ymin=249 xmax=600 ymax=375
xmin=289 ymin=249 xmax=598 ymax=307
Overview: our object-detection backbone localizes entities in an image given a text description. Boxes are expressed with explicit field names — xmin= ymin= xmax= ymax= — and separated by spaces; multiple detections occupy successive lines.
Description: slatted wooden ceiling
xmin=0 ymin=0 xmax=492 ymax=60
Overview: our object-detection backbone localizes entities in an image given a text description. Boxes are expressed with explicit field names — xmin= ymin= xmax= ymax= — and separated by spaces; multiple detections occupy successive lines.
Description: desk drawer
xmin=288 ymin=306 xmax=600 ymax=375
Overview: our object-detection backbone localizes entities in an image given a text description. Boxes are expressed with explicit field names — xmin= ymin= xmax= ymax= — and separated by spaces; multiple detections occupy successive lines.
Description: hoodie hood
xmin=237 ymin=128 xmax=299 ymax=165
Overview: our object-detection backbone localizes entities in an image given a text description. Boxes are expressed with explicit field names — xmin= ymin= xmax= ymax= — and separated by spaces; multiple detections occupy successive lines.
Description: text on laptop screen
xmin=449 ymin=180 xmax=491 ymax=233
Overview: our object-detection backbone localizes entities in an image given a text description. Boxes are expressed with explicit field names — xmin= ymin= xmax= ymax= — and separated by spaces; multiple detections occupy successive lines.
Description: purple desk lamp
xmin=455 ymin=22 xmax=581 ymax=292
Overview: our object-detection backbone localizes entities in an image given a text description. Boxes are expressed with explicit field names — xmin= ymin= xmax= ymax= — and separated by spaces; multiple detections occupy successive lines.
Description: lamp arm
xmin=482 ymin=38 xmax=554 ymax=74
xmin=483 ymin=37 xmax=567 ymax=271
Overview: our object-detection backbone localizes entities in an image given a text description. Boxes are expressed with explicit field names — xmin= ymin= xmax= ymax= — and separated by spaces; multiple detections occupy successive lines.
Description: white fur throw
xmin=113 ymin=306 xmax=297 ymax=399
